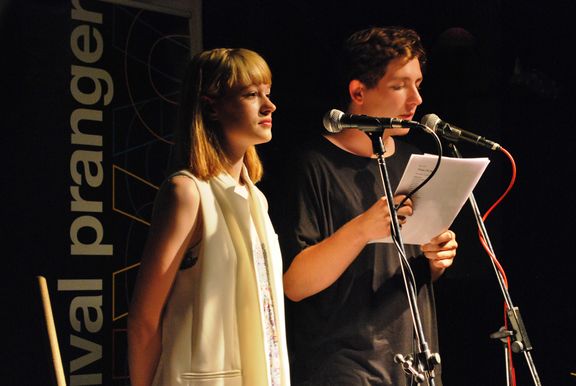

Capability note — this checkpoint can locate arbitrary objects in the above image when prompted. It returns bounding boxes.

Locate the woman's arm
[127,176,202,386]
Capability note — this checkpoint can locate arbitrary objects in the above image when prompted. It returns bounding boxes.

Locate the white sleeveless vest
[151,169,290,386]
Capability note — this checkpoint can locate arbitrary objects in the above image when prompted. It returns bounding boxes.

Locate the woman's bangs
[228,52,272,88]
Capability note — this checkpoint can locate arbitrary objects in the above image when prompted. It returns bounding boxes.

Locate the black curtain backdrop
[2,0,575,385]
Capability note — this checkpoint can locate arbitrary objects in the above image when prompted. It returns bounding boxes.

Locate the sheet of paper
[372,153,490,245]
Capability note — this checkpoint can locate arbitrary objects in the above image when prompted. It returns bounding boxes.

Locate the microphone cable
[478,145,518,386]
[387,124,445,385]
[395,123,443,210]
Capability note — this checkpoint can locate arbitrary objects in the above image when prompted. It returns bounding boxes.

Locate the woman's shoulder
[158,172,201,207]
[147,172,202,240]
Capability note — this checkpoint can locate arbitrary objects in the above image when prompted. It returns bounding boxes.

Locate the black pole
[366,131,440,385]
[447,142,542,386]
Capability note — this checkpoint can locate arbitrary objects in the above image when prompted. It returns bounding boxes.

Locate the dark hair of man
[337,26,427,108]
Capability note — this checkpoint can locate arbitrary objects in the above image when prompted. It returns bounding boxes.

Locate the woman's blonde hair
[172,48,272,182]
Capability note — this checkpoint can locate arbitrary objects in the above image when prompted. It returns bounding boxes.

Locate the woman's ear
[349,80,365,105]
[201,96,218,120]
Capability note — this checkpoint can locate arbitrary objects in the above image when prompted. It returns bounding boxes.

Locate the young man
[278,27,458,385]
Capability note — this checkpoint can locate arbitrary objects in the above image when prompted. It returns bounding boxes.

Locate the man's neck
[324,129,395,158]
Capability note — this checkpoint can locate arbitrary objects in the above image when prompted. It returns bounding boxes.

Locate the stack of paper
[373,154,490,244]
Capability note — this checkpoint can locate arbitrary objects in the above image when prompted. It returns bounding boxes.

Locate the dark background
[2,0,575,385]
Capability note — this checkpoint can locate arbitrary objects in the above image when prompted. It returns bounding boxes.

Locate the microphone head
[323,109,344,133]
[420,113,441,130]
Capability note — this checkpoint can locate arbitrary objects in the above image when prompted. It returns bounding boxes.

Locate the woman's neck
[226,155,245,185]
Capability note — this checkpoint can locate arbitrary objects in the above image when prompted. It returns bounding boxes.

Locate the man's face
[355,57,423,137]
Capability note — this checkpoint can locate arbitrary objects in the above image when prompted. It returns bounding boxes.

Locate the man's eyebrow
[389,75,423,83]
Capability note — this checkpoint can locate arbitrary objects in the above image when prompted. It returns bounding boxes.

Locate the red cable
[478,146,518,386]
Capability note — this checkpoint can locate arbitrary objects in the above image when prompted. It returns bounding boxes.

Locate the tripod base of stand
[394,352,441,385]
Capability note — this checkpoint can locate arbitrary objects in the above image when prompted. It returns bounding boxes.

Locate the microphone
[421,113,501,151]
[323,109,421,133]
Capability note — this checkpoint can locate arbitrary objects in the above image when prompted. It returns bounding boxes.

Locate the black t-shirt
[277,135,442,386]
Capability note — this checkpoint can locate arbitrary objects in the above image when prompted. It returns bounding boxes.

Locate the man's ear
[349,79,366,105]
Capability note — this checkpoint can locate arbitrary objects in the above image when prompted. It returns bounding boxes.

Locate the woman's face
[212,83,276,152]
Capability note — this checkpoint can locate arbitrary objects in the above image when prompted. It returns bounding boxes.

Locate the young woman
[127,48,290,386]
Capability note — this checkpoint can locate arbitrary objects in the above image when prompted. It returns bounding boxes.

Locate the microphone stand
[447,141,542,386]
[366,132,440,385]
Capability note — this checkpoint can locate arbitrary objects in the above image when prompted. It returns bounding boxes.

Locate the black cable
[395,124,443,210]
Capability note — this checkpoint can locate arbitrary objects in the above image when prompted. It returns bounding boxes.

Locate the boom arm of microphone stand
[447,142,541,386]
